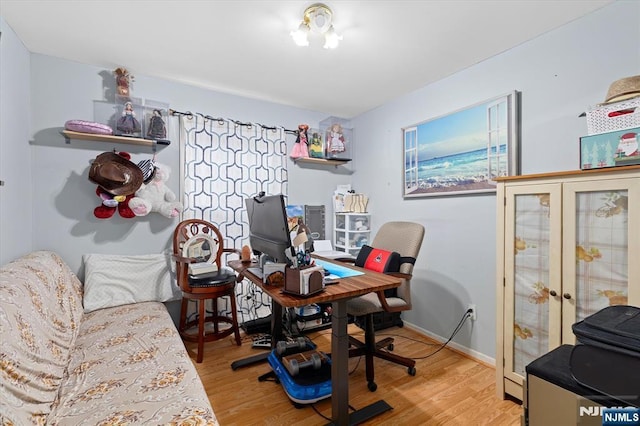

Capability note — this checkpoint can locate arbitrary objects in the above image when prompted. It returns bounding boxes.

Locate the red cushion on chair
[355,245,401,273]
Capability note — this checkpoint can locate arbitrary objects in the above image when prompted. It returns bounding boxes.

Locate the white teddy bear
[129,163,182,218]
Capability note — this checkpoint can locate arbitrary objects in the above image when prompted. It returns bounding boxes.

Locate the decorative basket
[586,97,640,135]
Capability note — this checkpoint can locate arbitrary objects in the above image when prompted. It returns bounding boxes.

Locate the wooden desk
[228,257,401,426]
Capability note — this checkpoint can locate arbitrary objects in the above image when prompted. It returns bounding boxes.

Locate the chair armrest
[375,272,412,313]
[385,271,412,281]
[374,291,404,313]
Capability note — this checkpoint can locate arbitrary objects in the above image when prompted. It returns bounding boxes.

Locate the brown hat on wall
[602,75,640,104]
[89,151,143,196]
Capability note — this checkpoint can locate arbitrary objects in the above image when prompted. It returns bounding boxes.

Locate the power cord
[409,308,473,360]
[303,309,472,361]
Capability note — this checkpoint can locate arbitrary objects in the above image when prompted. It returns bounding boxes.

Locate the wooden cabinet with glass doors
[495,166,640,401]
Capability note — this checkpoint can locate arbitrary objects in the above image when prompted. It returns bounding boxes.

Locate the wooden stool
[173,219,242,363]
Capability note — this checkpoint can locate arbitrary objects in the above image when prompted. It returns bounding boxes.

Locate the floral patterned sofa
[0,251,218,425]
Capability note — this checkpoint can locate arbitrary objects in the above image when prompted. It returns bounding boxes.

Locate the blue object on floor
[266,342,332,405]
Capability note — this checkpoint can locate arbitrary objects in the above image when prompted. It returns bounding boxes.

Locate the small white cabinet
[334,213,371,257]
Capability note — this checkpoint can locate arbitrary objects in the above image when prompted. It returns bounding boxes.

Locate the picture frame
[403,91,520,198]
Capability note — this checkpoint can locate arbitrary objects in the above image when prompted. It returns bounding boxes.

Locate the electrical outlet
[467,304,477,321]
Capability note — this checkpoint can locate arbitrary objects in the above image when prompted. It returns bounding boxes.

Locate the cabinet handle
[549,290,557,297]
[563,293,572,300]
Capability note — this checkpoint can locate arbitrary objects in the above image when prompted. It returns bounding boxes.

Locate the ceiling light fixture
[290,3,342,49]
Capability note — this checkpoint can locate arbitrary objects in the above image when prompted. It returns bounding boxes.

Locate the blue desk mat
[313,259,364,278]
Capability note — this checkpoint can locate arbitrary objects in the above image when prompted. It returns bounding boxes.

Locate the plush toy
[129,163,182,218]
[94,186,136,219]
[91,151,138,220]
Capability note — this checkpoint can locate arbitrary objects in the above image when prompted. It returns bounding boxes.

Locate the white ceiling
[1,0,613,118]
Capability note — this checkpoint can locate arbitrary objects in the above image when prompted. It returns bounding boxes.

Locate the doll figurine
[290,124,310,159]
[116,101,141,135]
[147,109,167,140]
[309,132,324,158]
[327,123,346,156]
[114,67,133,97]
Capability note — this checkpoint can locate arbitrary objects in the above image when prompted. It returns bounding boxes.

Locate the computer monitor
[245,193,294,265]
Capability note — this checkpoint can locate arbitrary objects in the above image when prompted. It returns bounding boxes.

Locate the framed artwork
[403,91,519,197]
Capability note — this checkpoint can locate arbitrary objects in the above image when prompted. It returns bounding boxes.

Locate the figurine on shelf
[116,102,141,135]
[147,109,167,140]
[309,132,324,158]
[327,123,346,156]
[290,124,310,159]
[114,67,134,98]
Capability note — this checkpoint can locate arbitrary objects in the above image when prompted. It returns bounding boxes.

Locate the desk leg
[331,300,349,425]
[270,302,283,344]
[328,301,393,426]
[231,301,283,371]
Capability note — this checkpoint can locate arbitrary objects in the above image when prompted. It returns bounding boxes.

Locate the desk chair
[345,221,425,391]
[172,219,242,363]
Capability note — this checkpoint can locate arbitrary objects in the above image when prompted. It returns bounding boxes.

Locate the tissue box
[580,127,640,170]
[586,98,640,135]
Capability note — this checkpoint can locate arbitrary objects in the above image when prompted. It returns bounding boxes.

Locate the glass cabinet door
[504,184,562,384]
[561,178,640,342]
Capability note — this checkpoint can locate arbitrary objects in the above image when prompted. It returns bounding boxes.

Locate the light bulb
[323,26,342,49]
[290,22,310,47]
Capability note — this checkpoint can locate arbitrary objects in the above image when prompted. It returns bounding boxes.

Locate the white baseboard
[403,321,496,367]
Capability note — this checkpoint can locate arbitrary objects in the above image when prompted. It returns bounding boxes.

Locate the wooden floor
[189,323,523,425]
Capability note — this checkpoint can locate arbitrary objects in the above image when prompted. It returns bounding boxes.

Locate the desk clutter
[284,264,324,297]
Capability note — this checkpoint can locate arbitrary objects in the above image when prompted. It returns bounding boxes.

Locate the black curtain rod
[169,109,299,134]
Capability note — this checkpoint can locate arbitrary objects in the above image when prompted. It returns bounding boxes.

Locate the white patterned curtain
[180,114,288,323]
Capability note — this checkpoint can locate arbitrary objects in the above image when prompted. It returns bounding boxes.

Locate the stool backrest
[173,219,225,292]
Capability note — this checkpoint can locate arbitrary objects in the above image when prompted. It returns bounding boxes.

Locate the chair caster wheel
[387,343,394,351]
[367,381,377,392]
[408,366,416,376]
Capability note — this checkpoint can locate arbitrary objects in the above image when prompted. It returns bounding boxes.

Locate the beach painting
[403,91,519,197]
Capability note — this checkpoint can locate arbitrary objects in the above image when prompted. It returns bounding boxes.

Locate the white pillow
[82,253,181,313]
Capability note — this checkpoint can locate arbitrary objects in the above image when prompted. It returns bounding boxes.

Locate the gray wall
[1,1,639,362]
[0,17,33,266]
[351,0,640,360]
[27,55,348,276]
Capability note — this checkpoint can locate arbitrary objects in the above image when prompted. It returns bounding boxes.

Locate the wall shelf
[61,130,170,150]
[294,157,351,166]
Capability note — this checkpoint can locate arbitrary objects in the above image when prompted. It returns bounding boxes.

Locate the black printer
[525,305,640,425]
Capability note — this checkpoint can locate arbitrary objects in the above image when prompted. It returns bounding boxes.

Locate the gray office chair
[346,221,425,392]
